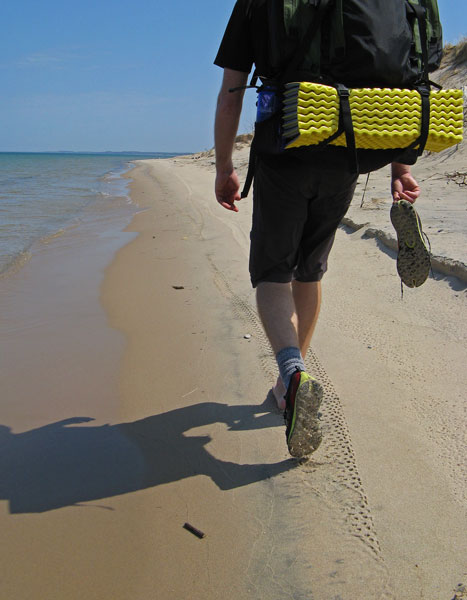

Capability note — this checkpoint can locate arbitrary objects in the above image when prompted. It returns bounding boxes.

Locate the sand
[2,144,465,599]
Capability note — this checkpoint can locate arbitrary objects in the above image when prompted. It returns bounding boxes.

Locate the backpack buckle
[335,83,350,98]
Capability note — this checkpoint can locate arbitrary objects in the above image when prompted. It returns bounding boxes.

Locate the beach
[1,140,466,599]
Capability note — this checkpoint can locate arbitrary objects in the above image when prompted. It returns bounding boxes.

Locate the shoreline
[0,195,136,432]
[0,151,166,279]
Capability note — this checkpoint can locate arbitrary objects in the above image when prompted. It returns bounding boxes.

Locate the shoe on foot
[390,200,431,288]
[284,370,323,458]
[272,377,286,411]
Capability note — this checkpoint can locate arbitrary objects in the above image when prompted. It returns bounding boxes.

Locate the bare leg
[269,281,322,408]
[292,280,322,356]
[256,282,299,354]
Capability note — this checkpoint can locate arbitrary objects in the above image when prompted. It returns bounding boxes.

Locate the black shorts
[249,154,358,287]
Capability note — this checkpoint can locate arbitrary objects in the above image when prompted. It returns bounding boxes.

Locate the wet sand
[1,149,466,599]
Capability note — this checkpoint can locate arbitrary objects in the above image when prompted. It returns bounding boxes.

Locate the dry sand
[2,48,467,600]
[104,151,467,600]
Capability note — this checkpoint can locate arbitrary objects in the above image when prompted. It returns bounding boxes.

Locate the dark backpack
[267,0,443,87]
[239,0,444,197]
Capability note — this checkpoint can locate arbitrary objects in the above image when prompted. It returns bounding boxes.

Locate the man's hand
[215,169,241,212]
[391,162,421,204]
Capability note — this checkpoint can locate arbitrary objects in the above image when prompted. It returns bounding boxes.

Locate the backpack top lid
[268,0,443,87]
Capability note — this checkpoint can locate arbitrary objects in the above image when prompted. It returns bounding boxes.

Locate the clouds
[0,48,89,71]
[16,52,66,68]
[4,90,172,113]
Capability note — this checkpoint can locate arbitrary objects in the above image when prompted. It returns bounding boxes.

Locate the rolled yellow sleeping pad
[283,82,464,152]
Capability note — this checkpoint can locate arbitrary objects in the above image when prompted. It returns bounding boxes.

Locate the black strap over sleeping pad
[336,84,358,174]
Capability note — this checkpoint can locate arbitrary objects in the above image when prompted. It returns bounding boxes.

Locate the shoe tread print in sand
[209,261,393,597]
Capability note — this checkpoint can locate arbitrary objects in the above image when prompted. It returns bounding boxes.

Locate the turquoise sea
[0,152,182,275]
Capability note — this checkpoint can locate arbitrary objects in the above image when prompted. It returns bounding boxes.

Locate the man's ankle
[276,346,306,391]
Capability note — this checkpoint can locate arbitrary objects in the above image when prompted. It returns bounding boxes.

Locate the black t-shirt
[214,0,273,77]
[214,0,330,80]
[214,1,334,82]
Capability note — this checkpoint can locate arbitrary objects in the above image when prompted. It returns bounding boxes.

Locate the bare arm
[214,68,249,212]
[391,162,421,203]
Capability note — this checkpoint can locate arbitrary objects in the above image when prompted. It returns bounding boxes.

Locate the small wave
[40,229,67,245]
[39,221,81,245]
[0,153,141,276]
[0,251,32,278]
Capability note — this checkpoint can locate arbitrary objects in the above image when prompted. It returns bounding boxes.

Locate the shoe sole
[390,200,431,288]
[287,377,323,458]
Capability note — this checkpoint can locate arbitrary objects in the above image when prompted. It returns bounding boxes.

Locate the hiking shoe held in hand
[390,199,431,288]
[284,370,323,458]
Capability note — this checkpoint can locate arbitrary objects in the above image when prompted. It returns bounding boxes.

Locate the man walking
[214,1,421,459]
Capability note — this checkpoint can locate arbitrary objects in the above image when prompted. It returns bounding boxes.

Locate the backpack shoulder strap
[241,0,335,199]
[407,0,443,79]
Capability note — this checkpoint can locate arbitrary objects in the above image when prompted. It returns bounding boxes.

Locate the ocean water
[0,152,179,275]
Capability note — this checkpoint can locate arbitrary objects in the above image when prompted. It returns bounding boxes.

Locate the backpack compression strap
[406,1,432,155]
[406,0,430,83]
[336,84,358,173]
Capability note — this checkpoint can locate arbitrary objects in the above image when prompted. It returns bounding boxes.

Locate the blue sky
[0,0,465,153]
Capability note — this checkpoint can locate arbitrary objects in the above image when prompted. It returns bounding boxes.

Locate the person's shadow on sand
[0,398,294,514]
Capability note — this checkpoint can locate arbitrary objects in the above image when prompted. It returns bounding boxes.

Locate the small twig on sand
[360,173,371,207]
[183,523,206,539]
